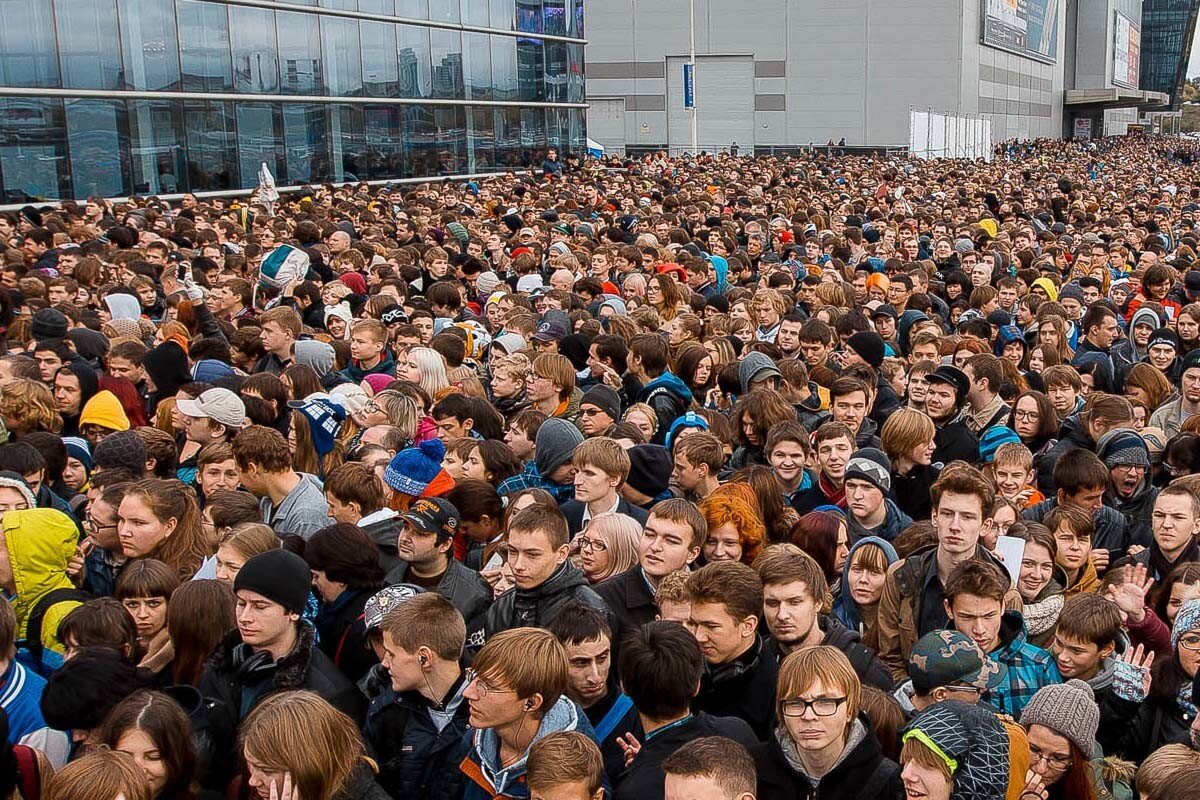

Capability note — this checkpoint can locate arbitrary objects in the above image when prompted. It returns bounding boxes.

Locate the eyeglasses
[1112,464,1147,474]
[574,536,607,554]
[1179,633,1200,651]
[1014,410,1040,421]
[464,668,514,698]
[580,408,606,417]
[780,696,847,717]
[1029,745,1072,770]
[86,515,116,532]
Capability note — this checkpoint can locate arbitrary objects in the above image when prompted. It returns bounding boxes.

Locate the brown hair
[527,731,604,794]
[471,627,569,714]
[380,592,466,661]
[57,597,138,658]
[232,425,293,473]
[776,645,862,735]
[686,560,763,622]
[944,559,1008,604]
[508,503,570,550]
[115,558,181,601]
[754,543,832,612]
[324,461,385,514]
[123,479,209,581]
[661,736,757,797]
[46,749,152,800]
[168,579,236,686]
[1056,593,1123,648]
[99,690,197,800]
[929,464,994,516]
[649,497,709,550]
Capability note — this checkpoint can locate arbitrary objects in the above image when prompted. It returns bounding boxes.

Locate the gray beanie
[844,448,892,494]
[534,418,584,477]
[293,340,336,377]
[1019,679,1099,756]
[738,352,782,393]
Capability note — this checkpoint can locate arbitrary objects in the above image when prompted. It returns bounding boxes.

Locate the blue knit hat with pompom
[384,438,447,496]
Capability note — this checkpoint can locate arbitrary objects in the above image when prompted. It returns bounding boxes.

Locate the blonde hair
[491,353,532,384]
[533,353,575,399]
[472,627,569,715]
[880,408,935,464]
[240,691,366,800]
[775,645,861,732]
[219,522,280,561]
[580,513,642,582]
[46,749,152,800]
[1137,744,1200,799]
[0,378,62,435]
[403,347,449,398]
[655,569,692,605]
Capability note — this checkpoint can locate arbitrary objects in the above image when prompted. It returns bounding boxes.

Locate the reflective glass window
[463,33,493,101]
[177,0,233,92]
[320,0,357,8]
[0,99,68,202]
[517,0,543,33]
[0,0,59,88]
[119,0,181,91]
[56,0,124,90]
[397,25,432,98]
[361,22,400,97]
[545,42,567,102]
[520,107,546,163]
[184,101,238,190]
[283,103,329,184]
[568,0,583,37]
[566,43,584,104]
[363,107,404,179]
[467,107,495,172]
[543,0,566,36]
[517,38,546,102]
[429,0,459,22]
[545,107,566,152]
[330,105,366,182]
[494,107,523,167]
[127,100,186,195]
[359,0,394,12]
[66,100,130,198]
[491,36,518,100]
[490,0,514,30]
[322,17,363,96]
[396,0,428,16]
[230,7,280,94]
[568,107,584,154]
[434,106,467,174]
[462,0,490,26]
[430,30,464,99]
[277,10,324,95]
[403,106,436,177]
[236,104,285,189]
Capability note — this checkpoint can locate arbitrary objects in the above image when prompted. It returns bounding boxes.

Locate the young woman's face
[117,495,176,559]
[1168,581,1200,624]
[702,522,743,564]
[117,728,169,795]
[122,596,168,641]
[1017,542,1054,602]
[215,544,245,586]
[1028,347,1045,373]
[628,410,655,441]
[848,558,886,606]
[442,450,466,480]
[62,457,88,492]
[461,446,490,482]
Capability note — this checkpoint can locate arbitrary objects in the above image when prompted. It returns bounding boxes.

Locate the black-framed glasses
[1029,744,1072,769]
[573,536,607,554]
[780,697,846,717]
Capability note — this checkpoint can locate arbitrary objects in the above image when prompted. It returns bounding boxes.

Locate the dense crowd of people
[0,135,1197,798]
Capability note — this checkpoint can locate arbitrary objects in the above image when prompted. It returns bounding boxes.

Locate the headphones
[419,656,428,666]
[524,700,534,711]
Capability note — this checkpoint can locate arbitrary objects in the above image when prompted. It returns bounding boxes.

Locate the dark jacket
[1105,480,1158,552]
[1036,414,1093,495]
[614,712,758,800]
[594,566,659,646]
[561,498,650,538]
[582,687,642,783]
[1023,497,1131,562]
[361,664,469,800]
[817,616,894,691]
[483,561,611,641]
[359,511,403,575]
[752,716,903,800]
[693,634,779,740]
[871,373,903,427]
[891,463,940,522]
[198,622,364,731]
[387,558,493,634]
[932,417,978,465]
[1117,666,1193,762]
[636,373,692,445]
[313,587,378,685]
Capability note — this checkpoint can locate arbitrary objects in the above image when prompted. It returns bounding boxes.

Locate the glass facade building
[0,0,586,202]
[1139,0,1200,110]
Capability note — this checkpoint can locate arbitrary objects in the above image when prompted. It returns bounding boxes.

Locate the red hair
[98,376,149,428]
[698,485,766,565]
[789,511,844,583]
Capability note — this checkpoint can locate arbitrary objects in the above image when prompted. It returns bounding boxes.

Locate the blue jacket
[459,696,604,799]
[984,611,1061,720]
[847,498,912,545]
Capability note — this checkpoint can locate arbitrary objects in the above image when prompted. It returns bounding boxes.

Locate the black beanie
[234,550,311,613]
[847,331,886,369]
[31,308,68,341]
[626,445,672,498]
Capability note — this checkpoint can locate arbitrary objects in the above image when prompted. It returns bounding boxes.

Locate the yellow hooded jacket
[4,509,84,656]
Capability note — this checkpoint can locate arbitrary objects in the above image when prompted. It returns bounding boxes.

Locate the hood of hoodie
[847,498,911,545]
[774,716,870,784]
[903,700,1010,800]
[990,610,1029,658]
[643,371,694,405]
[1128,307,1162,358]
[471,695,581,794]
[3,509,77,640]
[833,536,899,631]
[105,293,141,321]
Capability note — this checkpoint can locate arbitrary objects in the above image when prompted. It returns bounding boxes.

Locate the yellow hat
[78,391,130,433]
[979,219,998,238]
[1031,277,1059,303]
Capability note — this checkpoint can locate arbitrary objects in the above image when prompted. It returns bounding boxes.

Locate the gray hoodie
[261,472,334,540]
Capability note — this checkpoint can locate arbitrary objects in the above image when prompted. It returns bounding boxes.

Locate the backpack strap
[12,744,39,800]
[594,693,635,742]
[21,587,91,672]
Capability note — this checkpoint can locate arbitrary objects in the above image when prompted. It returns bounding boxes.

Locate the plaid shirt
[496,461,574,504]
[985,611,1062,719]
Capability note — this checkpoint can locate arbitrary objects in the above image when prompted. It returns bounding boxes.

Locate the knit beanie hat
[625,445,672,498]
[1147,328,1181,353]
[362,374,394,395]
[101,318,142,341]
[978,426,1021,464]
[384,438,449,496]
[62,436,92,472]
[92,430,147,475]
[534,418,584,478]
[293,340,337,378]
[79,391,131,433]
[191,359,235,383]
[287,395,346,458]
[330,384,370,417]
[31,308,69,341]
[475,271,502,297]
[844,448,892,494]
[665,411,709,451]
[0,472,35,511]
[846,331,886,369]
[1019,679,1100,757]
[1173,599,1200,650]
[491,332,527,356]
[579,385,621,423]
[902,701,1009,800]
[234,549,311,613]
[1095,427,1151,469]
[1031,277,1059,302]
[1184,349,1200,375]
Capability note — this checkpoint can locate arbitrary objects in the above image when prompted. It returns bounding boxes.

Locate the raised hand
[1105,563,1152,623]
[616,733,642,768]
[1117,643,1155,696]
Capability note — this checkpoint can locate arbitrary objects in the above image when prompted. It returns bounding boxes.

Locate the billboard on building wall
[1113,12,1141,89]
[981,0,1060,64]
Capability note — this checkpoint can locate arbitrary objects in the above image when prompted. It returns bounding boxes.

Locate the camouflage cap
[908,630,1007,695]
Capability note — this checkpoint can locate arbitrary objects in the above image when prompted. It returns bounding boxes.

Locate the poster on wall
[1073,118,1092,139]
[981,0,1060,64]
[1113,12,1141,89]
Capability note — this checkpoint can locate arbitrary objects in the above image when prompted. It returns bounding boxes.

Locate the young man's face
[107,356,145,385]
[198,458,240,497]
[235,590,296,651]
[259,321,292,355]
[671,453,706,492]
[34,349,63,383]
[1051,633,1109,680]
[573,463,618,504]
[762,580,820,650]
[993,462,1032,499]
[945,592,1004,653]
[434,415,472,443]
[396,521,447,569]
[506,527,568,590]
[640,514,700,579]
[1052,522,1091,574]
[768,440,807,485]
[349,330,384,364]
[325,491,360,525]
[831,390,868,435]
[1046,383,1077,416]
[1152,492,1200,557]
[907,370,930,403]
[923,382,958,423]
[687,601,755,665]
[845,478,884,523]
[816,436,853,481]
[933,491,988,558]
[380,631,425,693]
[1060,485,1104,514]
[53,370,83,415]
[463,668,529,730]
[504,426,536,461]
[562,634,611,708]
[800,339,830,367]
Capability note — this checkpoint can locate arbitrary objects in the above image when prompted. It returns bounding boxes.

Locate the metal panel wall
[665,55,753,154]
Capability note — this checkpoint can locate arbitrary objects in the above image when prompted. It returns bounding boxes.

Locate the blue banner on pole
[683,63,694,109]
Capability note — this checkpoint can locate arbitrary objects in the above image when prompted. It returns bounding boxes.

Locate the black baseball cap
[398,497,460,541]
